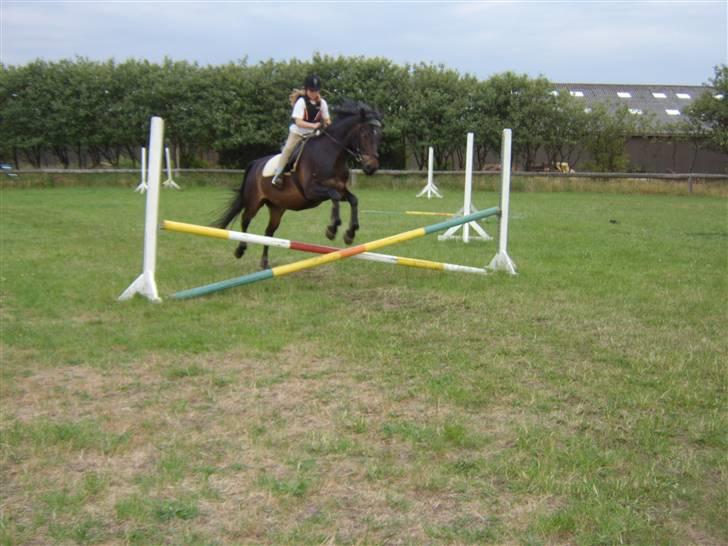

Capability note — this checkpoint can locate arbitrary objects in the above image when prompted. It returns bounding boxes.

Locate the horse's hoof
[343,231,355,245]
[325,227,336,240]
[234,244,246,259]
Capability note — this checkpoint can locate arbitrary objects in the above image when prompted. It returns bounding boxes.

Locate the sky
[1,0,726,85]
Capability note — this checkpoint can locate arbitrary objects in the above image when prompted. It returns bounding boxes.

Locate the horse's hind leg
[234,202,263,259]
[325,196,342,240]
[260,206,285,269]
[343,191,359,245]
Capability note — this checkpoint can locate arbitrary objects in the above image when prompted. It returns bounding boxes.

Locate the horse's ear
[359,107,368,120]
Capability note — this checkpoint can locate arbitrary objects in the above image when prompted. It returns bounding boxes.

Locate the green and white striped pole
[171,207,500,300]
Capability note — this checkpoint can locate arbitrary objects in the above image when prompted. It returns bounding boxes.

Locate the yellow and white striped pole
[162,220,488,275]
[171,207,500,300]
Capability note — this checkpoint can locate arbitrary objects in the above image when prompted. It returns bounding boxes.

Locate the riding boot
[271,168,284,188]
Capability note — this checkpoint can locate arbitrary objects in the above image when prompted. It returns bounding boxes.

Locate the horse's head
[355,108,383,175]
[332,101,384,175]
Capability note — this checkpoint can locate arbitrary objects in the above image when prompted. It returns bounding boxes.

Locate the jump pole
[119,117,165,302]
[170,207,500,300]
[438,132,492,243]
[488,129,517,274]
[416,146,442,198]
[162,220,489,276]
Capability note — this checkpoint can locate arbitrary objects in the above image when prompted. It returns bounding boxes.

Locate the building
[552,83,726,173]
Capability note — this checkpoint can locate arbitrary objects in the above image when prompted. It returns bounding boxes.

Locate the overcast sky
[1,1,726,85]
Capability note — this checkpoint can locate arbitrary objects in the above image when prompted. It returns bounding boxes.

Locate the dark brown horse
[213,101,383,268]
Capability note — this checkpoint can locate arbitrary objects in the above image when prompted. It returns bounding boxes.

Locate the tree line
[1,55,724,171]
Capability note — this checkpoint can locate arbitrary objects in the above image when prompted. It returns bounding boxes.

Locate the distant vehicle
[1,163,18,177]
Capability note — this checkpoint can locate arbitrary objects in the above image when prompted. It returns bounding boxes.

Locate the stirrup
[271,172,283,187]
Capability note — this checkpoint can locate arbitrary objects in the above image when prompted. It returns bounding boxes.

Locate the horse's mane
[331,100,383,125]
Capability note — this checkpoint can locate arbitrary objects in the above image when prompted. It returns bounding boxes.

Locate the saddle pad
[262,154,281,177]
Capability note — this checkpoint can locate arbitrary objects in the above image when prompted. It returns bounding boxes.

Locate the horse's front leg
[325,193,342,241]
[343,191,359,245]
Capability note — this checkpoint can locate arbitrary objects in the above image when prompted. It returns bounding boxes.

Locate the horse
[212,101,383,269]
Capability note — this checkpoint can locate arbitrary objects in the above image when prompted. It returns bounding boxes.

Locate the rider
[271,74,331,188]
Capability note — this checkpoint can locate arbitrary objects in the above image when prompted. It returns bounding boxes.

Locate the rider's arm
[294,118,321,130]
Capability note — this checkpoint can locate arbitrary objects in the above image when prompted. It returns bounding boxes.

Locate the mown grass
[0,182,726,545]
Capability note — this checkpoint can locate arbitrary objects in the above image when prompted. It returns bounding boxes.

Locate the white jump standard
[162,147,180,190]
[135,145,181,193]
[134,147,147,193]
[417,146,443,199]
[120,117,165,302]
[488,129,517,274]
[438,132,492,243]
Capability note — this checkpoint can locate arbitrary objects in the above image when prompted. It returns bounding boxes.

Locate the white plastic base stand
[488,128,517,275]
[162,147,181,190]
[134,147,147,193]
[438,133,491,243]
[119,117,165,302]
[417,147,442,199]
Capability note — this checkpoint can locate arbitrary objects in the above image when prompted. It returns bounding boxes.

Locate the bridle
[320,118,381,164]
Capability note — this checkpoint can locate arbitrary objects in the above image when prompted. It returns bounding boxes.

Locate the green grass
[1,183,726,545]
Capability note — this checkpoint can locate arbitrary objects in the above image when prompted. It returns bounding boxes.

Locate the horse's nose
[362,157,379,175]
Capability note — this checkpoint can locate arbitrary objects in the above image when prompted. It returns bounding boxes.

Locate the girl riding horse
[213,98,383,269]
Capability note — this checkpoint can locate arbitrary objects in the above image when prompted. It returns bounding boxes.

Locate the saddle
[262,139,308,178]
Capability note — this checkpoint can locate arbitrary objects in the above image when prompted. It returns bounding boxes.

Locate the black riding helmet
[304,74,322,91]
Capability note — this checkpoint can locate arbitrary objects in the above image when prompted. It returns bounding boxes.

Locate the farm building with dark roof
[551,83,726,173]
[552,83,716,127]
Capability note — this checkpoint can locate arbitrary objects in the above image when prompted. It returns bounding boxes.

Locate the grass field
[1,180,726,545]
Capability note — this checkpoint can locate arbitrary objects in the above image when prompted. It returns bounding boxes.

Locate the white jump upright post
[417,146,442,199]
[162,147,181,190]
[134,147,147,193]
[438,132,491,243]
[119,117,165,302]
[489,128,517,274]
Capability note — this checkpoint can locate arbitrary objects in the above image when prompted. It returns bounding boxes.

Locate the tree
[540,91,590,170]
[486,72,561,170]
[581,104,642,172]
[0,61,58,167]
[684,64,728,155]
[401,63,470,169]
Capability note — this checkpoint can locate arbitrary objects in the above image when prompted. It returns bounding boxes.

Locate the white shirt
[289,97,330,136]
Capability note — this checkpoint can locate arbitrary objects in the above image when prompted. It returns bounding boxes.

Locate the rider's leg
[272,132,303,187]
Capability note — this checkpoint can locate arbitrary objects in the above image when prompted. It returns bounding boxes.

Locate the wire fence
[5,168,728,180]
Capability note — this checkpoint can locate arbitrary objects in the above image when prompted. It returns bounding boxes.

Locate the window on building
[652,92,667,99]
[665,109,681,116]
[570,91,584,97]
[629,108,643,115]
[617,92,631,98]
[676,93,691,99]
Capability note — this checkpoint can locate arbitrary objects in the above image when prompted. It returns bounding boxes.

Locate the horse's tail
[211,161,254,228]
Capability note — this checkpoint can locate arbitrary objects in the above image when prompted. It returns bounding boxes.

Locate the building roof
[552,82,718,129]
